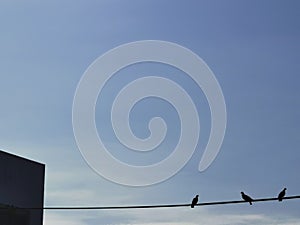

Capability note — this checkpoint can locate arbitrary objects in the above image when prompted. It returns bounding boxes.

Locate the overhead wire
[0,195,299,211]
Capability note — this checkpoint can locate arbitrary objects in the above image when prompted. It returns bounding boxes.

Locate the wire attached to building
[0,195,299,211]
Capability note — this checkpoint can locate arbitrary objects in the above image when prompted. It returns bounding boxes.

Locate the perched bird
[241,192,253,205]
[278,188,287,202]
[191,195,199,208]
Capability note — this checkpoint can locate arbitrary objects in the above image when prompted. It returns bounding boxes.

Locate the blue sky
[0,0,300,224]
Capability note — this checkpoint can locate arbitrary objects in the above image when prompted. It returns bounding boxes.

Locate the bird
[278,188,287,202]
[191,195,199,208]
[241,192,253,205]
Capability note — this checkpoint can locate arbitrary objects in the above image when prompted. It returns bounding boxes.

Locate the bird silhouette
[241,192,253,205]
[278,188,287,202]
[191,195,199,208]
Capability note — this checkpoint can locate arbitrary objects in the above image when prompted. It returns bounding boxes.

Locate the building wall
[0,150,45,225]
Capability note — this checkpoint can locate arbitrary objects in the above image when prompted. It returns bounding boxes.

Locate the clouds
[44,207,300,225]
[41,164,300,225]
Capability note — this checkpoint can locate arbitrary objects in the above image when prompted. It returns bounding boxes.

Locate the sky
[0,0,300,224]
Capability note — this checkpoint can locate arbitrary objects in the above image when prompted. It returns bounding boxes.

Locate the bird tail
[191,205,194,208]
[249,202,252,205]
[279,198,282,202]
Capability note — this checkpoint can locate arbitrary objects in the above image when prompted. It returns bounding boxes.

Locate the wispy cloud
[44,212,89,225]
[43,207,300,225]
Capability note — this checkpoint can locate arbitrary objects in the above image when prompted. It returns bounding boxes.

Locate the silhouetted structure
[241,192,253,205]
[0,150,45,225]
[278,188,287,201]
[191,195,199,208]
[0,203,30,225]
